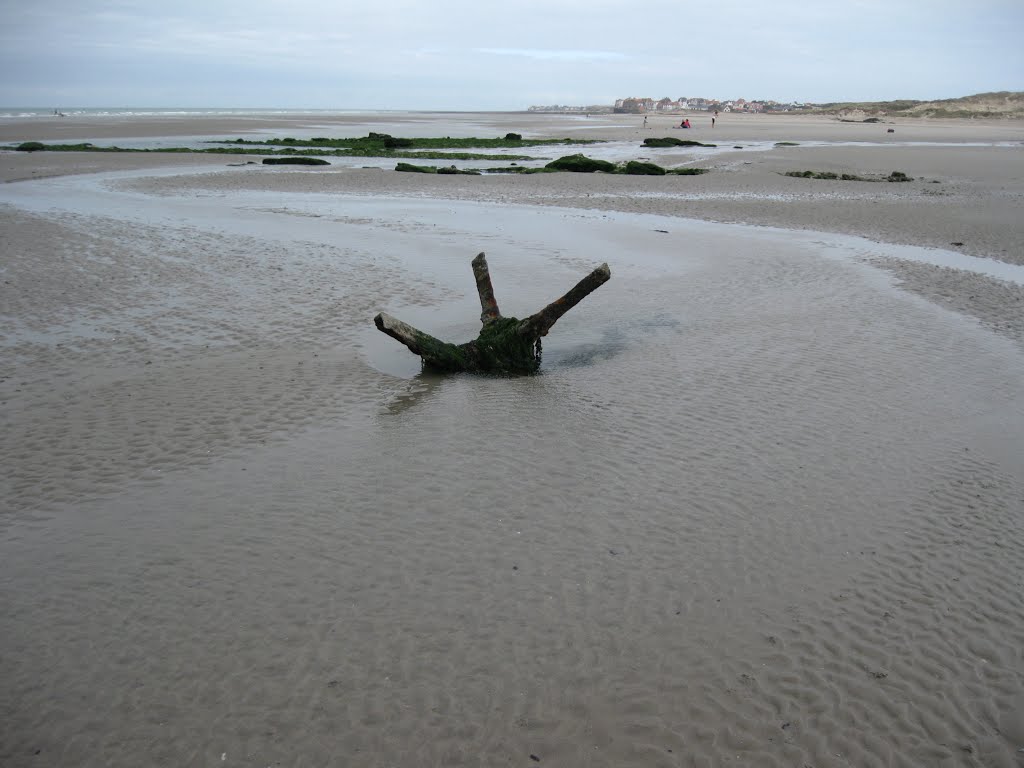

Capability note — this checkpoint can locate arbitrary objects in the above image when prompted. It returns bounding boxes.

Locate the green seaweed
[262,157,330,165]
[437,166,481,175]
[623,160,667,175]
[221,133,597,151]
[417,316,540,374]
[415,336,472,373]
[462,316,541,374]
[545,154,616,173]
[8,139,709,181]
[395,163,480,175]
[395,162,438,173]
[482,166,558,174]
[642,137,716,148]
[3,141,534,162]
[784,170,911,182]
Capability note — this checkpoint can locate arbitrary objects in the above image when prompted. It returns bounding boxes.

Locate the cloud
[475,48,628,62]
[1,0,1021,109]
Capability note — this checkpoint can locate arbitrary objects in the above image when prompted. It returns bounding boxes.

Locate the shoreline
[3,108,1023,142]
[3,110,1022,266]
[4,110,1022,364]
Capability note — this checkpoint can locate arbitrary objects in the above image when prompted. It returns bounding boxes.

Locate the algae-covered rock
[624,160,667,175]
[395,163,480,175]
[785,169,892,182]
[642,137,715,148]
[262,157,330,165]
[504,133,522,141]
[437,165,481,175]
[545,154,617,173]
[395,162,437,173]
[16,141,46,152]
[482,166,557,174]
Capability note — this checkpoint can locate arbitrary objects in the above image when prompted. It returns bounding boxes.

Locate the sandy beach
[2,111,1023,767]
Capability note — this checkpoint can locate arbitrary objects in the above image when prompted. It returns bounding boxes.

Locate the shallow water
[2,169,1023,767]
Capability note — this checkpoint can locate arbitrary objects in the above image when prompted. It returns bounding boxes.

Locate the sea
[0,107,401,119]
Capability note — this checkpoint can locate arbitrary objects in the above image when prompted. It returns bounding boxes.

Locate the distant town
[528,97,810,114]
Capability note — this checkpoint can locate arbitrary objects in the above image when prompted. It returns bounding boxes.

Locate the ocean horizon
[0,106,526,119]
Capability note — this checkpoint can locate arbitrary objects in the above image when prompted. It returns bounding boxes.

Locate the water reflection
[380,371,447,416]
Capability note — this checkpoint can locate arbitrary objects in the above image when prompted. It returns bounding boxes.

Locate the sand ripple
[2,179,1023,767]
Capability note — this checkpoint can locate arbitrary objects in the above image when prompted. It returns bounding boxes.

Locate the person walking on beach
[643,115,648,128]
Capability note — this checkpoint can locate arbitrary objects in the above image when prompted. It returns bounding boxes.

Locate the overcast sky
[1,0,1021,109]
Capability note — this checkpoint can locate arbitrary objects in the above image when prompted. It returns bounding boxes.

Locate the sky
[1,0,1021,110]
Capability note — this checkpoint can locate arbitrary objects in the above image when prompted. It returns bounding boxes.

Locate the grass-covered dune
[801,91,1024,119]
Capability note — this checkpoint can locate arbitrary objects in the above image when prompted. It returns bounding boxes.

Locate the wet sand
[1,112,1024,768]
